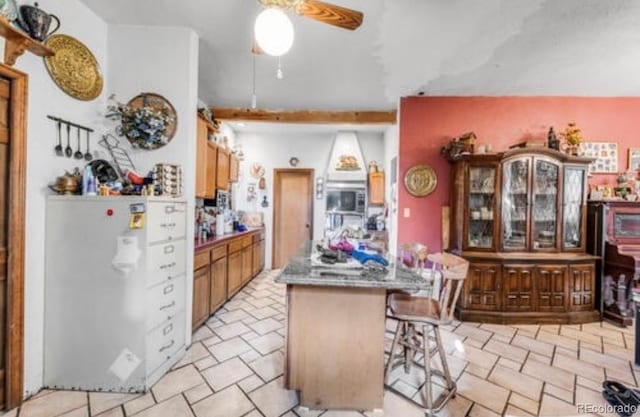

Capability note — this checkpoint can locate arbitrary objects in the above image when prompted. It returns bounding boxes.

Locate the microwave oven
[326,188,366,214]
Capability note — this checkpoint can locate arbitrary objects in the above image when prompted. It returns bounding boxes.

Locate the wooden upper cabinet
[217,147,230,190]
[195,117,208,198]
[205,142,217,198]
[368,172,384,205]
[229,155,239,183]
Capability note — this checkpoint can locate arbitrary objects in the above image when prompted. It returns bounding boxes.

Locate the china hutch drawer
[147,201,186,243]
[146,312,185,373]
[147,240,186,287]
[147,276,185,331]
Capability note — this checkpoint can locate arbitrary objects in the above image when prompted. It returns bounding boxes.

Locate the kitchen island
[276,241,429,411]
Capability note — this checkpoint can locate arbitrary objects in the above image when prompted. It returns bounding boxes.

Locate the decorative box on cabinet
[368,172,384,205]
[449,148,598,324]
[45,197,187,392]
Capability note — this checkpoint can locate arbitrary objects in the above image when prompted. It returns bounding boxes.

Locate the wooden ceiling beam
[210,107,397,124]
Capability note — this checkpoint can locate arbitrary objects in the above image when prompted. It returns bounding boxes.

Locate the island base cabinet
[284,285,385,410]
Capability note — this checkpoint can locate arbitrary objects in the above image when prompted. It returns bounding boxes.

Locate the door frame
[0,63,27,408]
[272,169,314,268]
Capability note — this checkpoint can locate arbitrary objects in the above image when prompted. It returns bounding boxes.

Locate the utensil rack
[47,115,94,133]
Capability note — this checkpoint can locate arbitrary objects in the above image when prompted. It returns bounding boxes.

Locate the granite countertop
[195,227,264,251]
[275,241,430,291]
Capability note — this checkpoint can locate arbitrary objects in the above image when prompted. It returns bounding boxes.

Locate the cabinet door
[210,256,227,314]
[569,263,594,311]
[252,242,260,277]
[258,239,265,271]
[501,158,530,251]
[467,165,497,250]
[192,266,210,330]
[368,172,384,205]
[536,265,568,312]
[532,158,560,251]
[502,265,534,311]
[195,118,208,198]
[242,246,253,284]
[227,251,242,295]
[205,142,217,198]
[463,263,501,310]
[563,167,586,251]
[229,156,239,183]
[217,148,230,190]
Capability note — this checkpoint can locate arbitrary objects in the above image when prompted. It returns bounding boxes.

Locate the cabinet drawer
[146,312,185,374]
[228,238,243,253]
[241,236,252,248]
[147,276,185,331]
[148,240,186,287]
[148,201,186,243]
[253,231,265,243]
[211,244,227,261]
[194,250,210,270]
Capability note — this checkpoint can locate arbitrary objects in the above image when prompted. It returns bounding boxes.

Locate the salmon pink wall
[398,96,640,253]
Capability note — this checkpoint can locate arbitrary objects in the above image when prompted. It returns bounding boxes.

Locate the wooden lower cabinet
[192,266,210,330]
[192,230,266,330]
[458,258,598,324]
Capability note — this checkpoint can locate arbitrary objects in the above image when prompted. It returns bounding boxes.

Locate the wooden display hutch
[449,148,598,324]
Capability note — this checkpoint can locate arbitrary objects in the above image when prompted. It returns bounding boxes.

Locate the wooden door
[227,250,242,295]
[216,148,230,190]
[536,264,568,312]
[205,142,217,198]
[209,256,227,313]
[273,169,314,268]
[569,263,594,311]
[195,117,208,197]
[502,265,534,311]
[463,263,501,311]
[192,266,210,330]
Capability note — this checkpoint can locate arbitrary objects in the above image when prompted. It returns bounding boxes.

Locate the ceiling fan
[259,0,364,31]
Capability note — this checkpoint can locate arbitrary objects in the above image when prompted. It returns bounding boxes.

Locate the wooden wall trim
[211,107,397,125]
[0,63,27,409]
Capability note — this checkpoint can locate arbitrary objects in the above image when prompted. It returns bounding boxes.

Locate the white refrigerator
[44,196,187,392]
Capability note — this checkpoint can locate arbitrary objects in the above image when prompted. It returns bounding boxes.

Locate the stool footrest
[384,382,457,414]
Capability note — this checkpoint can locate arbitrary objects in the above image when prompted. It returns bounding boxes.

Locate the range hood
[326,131,368,185]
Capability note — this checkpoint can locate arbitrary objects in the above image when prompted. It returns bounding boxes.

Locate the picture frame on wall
[579,142,618,174]
[628,148,640,172]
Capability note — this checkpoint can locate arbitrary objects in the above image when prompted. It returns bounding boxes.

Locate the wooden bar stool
[384,252,469,415]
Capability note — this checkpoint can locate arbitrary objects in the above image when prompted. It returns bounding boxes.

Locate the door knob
[305,224,310,228]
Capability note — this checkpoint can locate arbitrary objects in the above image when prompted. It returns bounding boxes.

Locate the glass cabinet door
[502,158,529,250]
[468,166,496,248]
[532,159,559,250]
[563,167,585,249]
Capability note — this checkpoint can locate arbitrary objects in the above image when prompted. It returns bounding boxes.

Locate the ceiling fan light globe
[254,8,294,57]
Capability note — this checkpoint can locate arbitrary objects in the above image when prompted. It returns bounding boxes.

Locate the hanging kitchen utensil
[99,133,136,180]
[54,120,63,156]
[84,129,92,161]
[64,122,72,157]
[74,127,83,159]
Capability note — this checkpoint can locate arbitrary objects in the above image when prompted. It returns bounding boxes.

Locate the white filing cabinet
[44,196,188,392]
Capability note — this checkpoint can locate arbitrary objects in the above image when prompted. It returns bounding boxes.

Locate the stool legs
[384,320,403,383]
[433,326,455,392]
[422,324,433,411]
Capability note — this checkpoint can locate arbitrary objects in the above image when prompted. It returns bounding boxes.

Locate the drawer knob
[159,301,176,311]
[159,339,175,352]
[163,284,174,294]
[164,245,175,254]
[163,323,174,335]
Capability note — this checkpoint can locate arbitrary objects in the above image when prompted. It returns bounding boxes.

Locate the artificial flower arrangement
[106,93,177,150]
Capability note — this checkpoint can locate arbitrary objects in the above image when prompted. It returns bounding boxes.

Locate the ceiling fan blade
[296,0,363,30]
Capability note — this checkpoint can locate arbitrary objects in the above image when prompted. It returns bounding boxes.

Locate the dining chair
[384,252,469,415]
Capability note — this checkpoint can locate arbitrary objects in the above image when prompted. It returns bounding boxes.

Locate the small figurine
[547,127,559,151]
[261,196,269,207]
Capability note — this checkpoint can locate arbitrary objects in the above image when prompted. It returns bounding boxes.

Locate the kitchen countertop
[275,241,430,291]
[194,227,264,251]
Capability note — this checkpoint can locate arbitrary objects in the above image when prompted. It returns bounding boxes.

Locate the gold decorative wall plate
[404,164,437,197]
[44,34,103,101]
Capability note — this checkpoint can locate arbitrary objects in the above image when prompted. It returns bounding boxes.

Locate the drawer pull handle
[165,205,175,214]
[160,222,176,229]
[163,323,173,335]
[159,339,175,352]
[160,262,176,270]
[163,284,174,294]
[159,301,176,311]
[164,245,175,254]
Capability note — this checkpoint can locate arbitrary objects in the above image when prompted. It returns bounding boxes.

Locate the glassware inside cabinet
[532,160,559,249]
[468,166,495,248]
[563,168,585,248]
[502,159,529,250]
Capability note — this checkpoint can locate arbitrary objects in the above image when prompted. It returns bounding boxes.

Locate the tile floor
[5,270,639,417]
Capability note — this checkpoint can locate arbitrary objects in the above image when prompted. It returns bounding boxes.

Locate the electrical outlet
[403,208,410,218]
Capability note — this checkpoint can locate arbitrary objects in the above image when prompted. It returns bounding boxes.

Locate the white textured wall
[12,0,110,396]
[234,130,384,269]
[383,124,399,256]
[107,24,199,347]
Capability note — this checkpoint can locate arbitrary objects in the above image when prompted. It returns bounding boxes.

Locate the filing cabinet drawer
[147,276,185,331]
[211,244,227,261]
[146,312,185,374]
[194,250,210,270]
[241,236,252,248]
[228,238,243,253]
[148,201,186,243]
[147,240,186,287]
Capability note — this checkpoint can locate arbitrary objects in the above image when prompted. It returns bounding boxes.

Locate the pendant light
[254,8,294,57]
